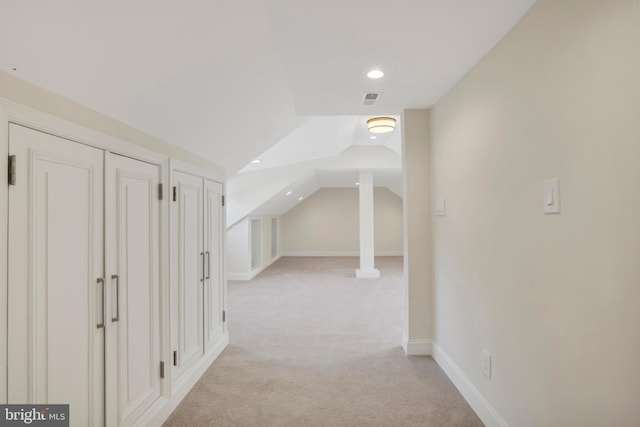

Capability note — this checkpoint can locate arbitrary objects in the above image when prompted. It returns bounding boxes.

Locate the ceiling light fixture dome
[367,69,384,79]
[367,117,396,134]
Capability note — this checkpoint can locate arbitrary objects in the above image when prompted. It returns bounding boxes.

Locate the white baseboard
[402,334,433,356]
[281,251,403,257]
[142,334,230,427]
[376,251,404,256]
[226,272,251,281]
[355,268,381,278]
[283,251,357,256]
[432,343,508,427]
[227,255,282,281]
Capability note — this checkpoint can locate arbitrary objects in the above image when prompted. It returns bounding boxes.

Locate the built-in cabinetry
[7,124,162,427]
[7,125,108,426]
[105,154,162,427]
[1,102,228,426]
[203,179,225,351]
[170,169,225,388]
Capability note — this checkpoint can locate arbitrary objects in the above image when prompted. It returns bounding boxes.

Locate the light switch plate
[543,178,560,214]
[436,198,446,216]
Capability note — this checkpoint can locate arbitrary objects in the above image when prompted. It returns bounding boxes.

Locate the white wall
[226,218,250,277]
[226,215,281,280]
[281,187,403,256]
[373,187,404,255]
[262,217,280,267]
[429,0,640,425]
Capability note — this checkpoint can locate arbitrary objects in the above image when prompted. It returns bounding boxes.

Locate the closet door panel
[105,154,161,427]
[204,179,224,350]
[171,171,204,380]
[7,124,105,427]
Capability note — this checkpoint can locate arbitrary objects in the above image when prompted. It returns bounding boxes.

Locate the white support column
[355,170,380,279]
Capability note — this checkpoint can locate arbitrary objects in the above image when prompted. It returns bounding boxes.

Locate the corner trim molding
[402,334,433,356]
[432,343,509,427]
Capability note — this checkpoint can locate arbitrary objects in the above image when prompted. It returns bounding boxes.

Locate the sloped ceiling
[1,1,537,223]
[239,116,401,173]
[227,145,402,227]
[0,0,537,175]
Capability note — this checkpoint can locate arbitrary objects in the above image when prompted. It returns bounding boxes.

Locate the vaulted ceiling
[0,0,537,220]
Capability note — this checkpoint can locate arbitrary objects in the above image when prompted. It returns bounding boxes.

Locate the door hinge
[172,186,177,202]
[160,361,165,379]
[158,183,163,200]
[221,195,225,207]
[222,310,226,322]
[173,350,177,366]
[8,155,16,186]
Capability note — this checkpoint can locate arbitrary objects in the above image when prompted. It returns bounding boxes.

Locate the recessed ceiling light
[251,159,261,164]
[286,191,292,196]
[370,136,377,140]
[298,197,304,201]
[367,69,384,79]
[355,182,360,186]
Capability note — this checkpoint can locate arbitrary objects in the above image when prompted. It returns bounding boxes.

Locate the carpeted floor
[163,257,484,427]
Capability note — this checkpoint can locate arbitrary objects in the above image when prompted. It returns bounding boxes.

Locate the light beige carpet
[163,257,484,427]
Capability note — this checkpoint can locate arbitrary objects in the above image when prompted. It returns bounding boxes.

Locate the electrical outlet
[482,349,492,379]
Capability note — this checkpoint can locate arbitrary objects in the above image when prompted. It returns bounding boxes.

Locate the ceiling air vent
[361,91,382,106]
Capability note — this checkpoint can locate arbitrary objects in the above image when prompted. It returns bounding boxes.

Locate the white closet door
[104,153,161,427]
[7,124,105,427]
[171,171,204,380]
[204,179,224,350]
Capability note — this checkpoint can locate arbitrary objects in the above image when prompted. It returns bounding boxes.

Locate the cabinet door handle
[206,251,211,280]
[111,274,120,322]
[97,277,105,329]
[200,252,204,282]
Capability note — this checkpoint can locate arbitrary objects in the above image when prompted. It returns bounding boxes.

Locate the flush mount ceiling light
[367,69,384,79]
[251,159,261,164]
[286,191,292,196]
[367,117,396,134]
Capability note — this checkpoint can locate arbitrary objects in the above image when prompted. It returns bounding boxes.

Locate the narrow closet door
[104,153,161,427]
[204,179,224,350]
[170,171,204,380]
[7,124,105,427]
